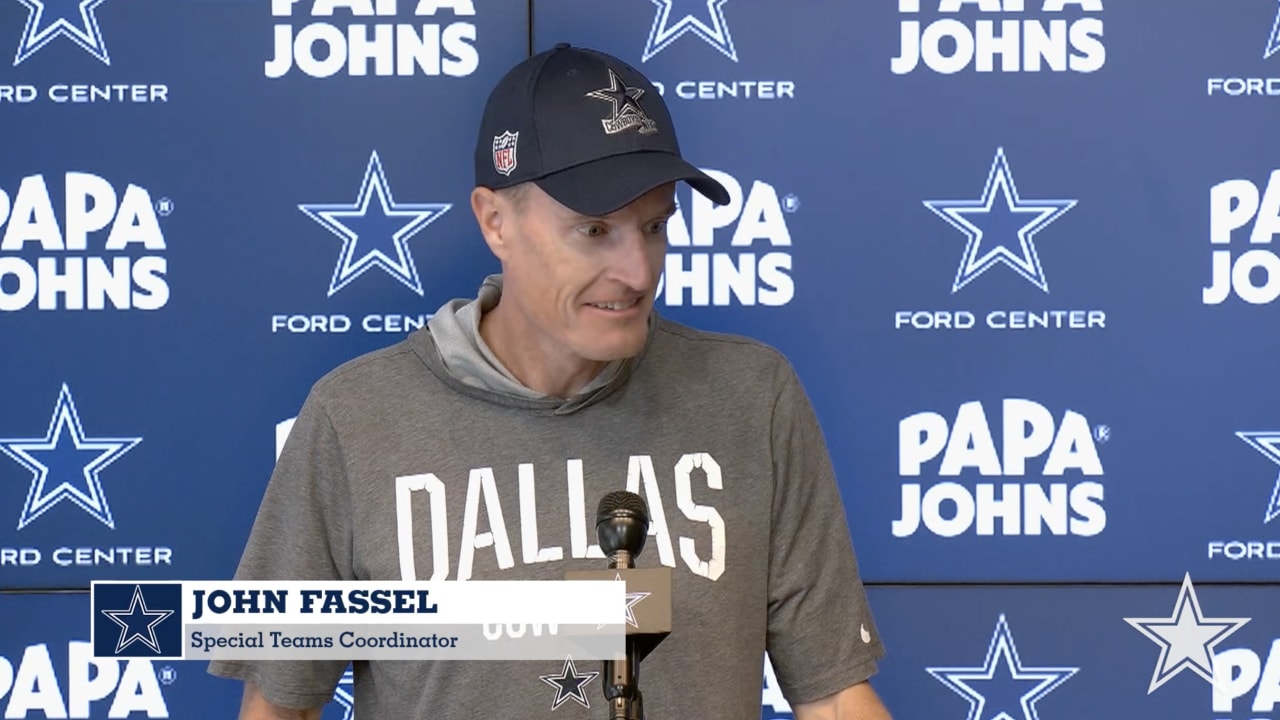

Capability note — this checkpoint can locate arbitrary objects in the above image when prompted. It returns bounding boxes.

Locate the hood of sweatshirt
[414,274,651,415]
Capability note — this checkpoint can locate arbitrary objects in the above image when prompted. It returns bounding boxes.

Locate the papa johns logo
[893,398,1109,538]
[0,172,171,312]
[892,0,1105,75]
[1203,169,1280,305]
[0,641,172,719]
[655,168,799,307]
[265,0,480,79]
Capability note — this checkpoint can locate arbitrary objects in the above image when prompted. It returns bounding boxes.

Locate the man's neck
[478,301,606,399]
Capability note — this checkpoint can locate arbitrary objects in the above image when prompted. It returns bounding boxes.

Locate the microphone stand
[603,549,643,720]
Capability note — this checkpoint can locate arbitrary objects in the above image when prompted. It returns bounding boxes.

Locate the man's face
[496,181,676,363]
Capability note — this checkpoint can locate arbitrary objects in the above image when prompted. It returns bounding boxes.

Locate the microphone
[597,491,647,720]
[562,491,673,720]
[596,490,649,569]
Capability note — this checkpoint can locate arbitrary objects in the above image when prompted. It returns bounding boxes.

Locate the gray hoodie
[208,275,885,719]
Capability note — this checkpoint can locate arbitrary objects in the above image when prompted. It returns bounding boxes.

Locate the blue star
[331,668,355,720]
[12,0,111,66]
[1124,573,1249,694]
[642,0,737,63]
[299,151,451,298]
[0,383,141,531]
[540,656,598,710]
[1236,430,1280,524]
[102,585,173,654]
[1266,1,1280,60]
[924,147,1076,294]
[927,615,1078,720]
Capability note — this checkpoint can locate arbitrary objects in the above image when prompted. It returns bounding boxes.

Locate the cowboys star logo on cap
[585,68,658,136]
[492,131,519,176]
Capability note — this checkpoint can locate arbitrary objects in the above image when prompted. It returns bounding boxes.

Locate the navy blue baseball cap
[475,43,729,217]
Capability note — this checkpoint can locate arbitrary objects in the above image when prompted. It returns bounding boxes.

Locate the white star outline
[331,668,354,720]
[0,383,141,531]
[642,0,737,63]
[12,0,111,66]
[298,151,451,298]
[1265,0,1280,59]
[1123,573,1250,695]
[597,572,650,629]
[1236,430,1280,524]
[926,614,1078,720]
[923,147,1077,294]
[102,585,174,654]
[539,656,599,710]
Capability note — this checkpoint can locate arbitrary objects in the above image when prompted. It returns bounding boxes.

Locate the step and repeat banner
[1,0,1278,719]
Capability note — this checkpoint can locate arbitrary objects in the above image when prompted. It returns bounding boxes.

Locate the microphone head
[596,490,649,557]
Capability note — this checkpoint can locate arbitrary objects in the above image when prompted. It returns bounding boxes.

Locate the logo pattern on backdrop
[923,148,1076,294]
[642,0,736,63]
[11,0,110,65]
[1266,1,1280,60]
[1236,431,1280,525]
[0,384,141,531]
[299,151,452,298]
[927,614,1078,720]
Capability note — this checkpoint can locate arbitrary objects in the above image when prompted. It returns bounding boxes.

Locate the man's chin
[578,334,648,363]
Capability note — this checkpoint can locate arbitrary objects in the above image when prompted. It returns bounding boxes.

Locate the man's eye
[581,225,604,237]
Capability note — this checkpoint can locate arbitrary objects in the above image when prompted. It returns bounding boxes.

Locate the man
[209,44,892,720]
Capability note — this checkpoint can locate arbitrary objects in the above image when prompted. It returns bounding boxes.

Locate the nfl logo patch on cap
[492,131,518,177]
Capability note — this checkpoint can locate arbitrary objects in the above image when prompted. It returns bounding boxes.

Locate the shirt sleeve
[205,387,353,710]
[764,360,887,706]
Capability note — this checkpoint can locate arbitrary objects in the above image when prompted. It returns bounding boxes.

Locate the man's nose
[609,229,661,288]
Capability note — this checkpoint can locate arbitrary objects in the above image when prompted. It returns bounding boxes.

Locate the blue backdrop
[2,0,1278,718]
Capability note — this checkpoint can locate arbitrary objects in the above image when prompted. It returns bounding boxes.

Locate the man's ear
[471,186,511,261]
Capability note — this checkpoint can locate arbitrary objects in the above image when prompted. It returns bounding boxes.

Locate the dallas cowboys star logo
[924,147,1076,294]
[540,656,598,710]
[621,577,649,628]
[642,0,737,63]
[1265,1,1280,59]
[299,151,451,298]
[0,383,141,531]
[1124,572,1250,694]
[586,68,658,135]
[11,0,111,66]
[598,572,650,629]
[331,668,355,720]
[1237,430,1280,524]
[927,614,1078,720]
[102,585,173,654]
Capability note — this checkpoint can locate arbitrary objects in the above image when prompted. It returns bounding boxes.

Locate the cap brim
[533,151,730,217]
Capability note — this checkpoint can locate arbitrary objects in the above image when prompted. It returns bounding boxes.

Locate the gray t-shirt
[207,281,886,718]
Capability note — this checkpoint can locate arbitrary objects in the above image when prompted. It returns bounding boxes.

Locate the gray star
[586,68,644,118]
[584,68,657,135]
[1124,573,1250,694]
